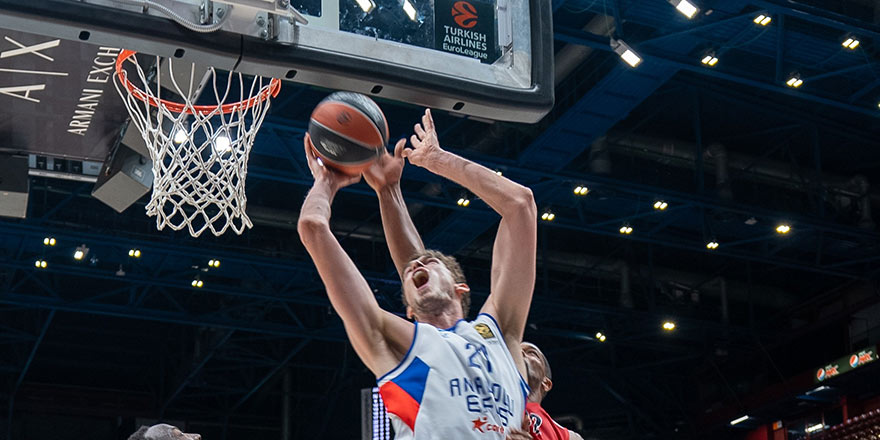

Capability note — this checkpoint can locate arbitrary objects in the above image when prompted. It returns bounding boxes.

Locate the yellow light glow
[663,321,676,331]
[74,250,84,260]
[775,224,791,234]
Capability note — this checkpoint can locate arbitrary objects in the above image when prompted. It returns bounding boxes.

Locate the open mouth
[412,268,429,289]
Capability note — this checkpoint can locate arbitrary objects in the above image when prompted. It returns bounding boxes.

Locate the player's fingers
[414,123,426,138]
[394,138,406,158]
[410,134,421,147]
[424,109,434,131]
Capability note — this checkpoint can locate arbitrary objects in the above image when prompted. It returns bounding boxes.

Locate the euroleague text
[442,25,489,59]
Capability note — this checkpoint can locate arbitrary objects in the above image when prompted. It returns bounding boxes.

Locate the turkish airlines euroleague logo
[452,1,478,29]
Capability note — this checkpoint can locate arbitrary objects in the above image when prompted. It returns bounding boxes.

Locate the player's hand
[505,416,532,440]
[505,428,532,440]
[364,138,406,192]
[304,133,361,192]
[403,109,444,168]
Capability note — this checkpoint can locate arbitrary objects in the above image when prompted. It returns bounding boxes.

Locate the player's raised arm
[404,109,537,356]
[297,135,413,377]
[364,139,425,279]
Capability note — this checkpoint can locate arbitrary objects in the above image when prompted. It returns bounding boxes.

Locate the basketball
[308,92,389,176]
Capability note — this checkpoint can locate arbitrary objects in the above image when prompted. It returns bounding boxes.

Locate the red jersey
[526,402,570,440]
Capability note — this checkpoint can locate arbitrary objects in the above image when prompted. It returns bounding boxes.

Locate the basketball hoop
[114,49,280,237]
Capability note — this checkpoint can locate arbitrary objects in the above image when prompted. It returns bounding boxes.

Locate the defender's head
[522,342,553,403]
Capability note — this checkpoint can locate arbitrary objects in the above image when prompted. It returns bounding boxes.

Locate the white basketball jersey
[377,313,529,439]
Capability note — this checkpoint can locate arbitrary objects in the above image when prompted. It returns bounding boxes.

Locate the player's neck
[417,309,463,330]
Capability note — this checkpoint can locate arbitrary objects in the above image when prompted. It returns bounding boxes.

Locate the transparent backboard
[0,0,553,123]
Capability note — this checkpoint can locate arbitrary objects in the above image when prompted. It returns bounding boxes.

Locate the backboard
[0,0,553,123]
[0,27,129,180]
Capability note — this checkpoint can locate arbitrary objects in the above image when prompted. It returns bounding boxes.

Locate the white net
[114,50,280,237]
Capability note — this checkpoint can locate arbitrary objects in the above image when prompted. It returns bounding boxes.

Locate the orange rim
[115,49,281,115]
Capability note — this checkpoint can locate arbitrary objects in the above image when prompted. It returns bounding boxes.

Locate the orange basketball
[308,92,389,176]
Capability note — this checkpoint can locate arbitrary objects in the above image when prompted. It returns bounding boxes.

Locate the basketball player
[299,108,537,438]
[520,342,584,440]
[362,155,579,440]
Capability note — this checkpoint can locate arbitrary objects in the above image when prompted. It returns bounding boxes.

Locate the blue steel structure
[2,1,880,439]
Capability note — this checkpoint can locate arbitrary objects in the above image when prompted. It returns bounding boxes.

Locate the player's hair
[127,426,149,440]
[403,249,470,317]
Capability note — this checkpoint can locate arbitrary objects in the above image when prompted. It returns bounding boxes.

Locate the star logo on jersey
[474,323,495,340]
[472,417,487,432]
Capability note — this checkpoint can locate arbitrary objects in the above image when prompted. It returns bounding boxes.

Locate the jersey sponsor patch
[474,323,496,340]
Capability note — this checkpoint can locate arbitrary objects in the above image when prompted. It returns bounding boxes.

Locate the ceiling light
[662,321,676,331]
[753,14,771,26]
[495,170,503,176]
[34,259,47,269]
[805,423,825,433]
[700,52,719,66]
[785,74,803,88]
[706,241,719,249]
[730,415,749,426]
[618,225,633,234]
[172,128,188,144]
[457,197,470,207]
[775,223,791,234]
[653,200,668,210]
[191,279,204,288]
[611,38,642,68]
[595,332,607,342]
[214,133,232,154]
[668,0,698,19]
[402,0,418,21]
[540,211,555,221]
[573,185,589,196]
[208,259,220,268]
[355,0,375,13]
[841,35,859,50]
[43,237,56,246]
[73,245,89,261]
[128,249,141,258]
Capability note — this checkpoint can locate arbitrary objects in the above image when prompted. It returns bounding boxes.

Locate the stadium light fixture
[668,0,698,19]
[611,38,642,67]
[785,74,803,88]
[43,237,56,246]
[662,321,676,331]
[618,224,633,235]
[700,51,719,66]
[74,245,89,261]
[841,35,859,50]
[753,14,771,26]
[355,0,375,13]
[540,210,555,221]
[706,241,719,250]
[402,0,417,21]
[775,223,791,234]
[573,185,589,196]
[730,415,749,426]
[653,200,668,210]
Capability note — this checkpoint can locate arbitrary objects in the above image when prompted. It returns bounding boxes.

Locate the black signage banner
[434,0,500,64]
[0,29,128,162]
[814,345,878,383]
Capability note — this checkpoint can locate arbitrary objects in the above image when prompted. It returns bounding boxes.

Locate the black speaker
[0,154,29,218]
[91,142,153,213]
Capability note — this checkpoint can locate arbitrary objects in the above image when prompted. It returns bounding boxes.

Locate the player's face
[521,342,548,390]
[402,255,457,314]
